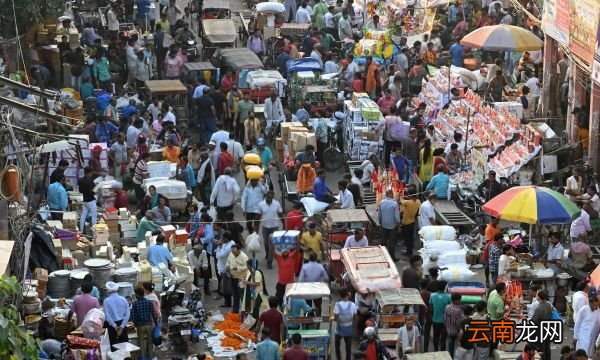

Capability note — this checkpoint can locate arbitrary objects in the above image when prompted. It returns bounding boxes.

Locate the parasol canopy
[482,186,580,224]
[460,25,543,52]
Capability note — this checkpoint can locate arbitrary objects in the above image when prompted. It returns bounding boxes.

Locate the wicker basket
[54,318,72,340]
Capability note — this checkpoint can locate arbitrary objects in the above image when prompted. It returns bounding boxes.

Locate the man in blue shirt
[47,176,68,220]
[103,281,130,345]
[313,169,336,203]
[391,147,410,183]
[426,164,450,199]
[449,42,465,68]
[95,117,119,144]
[256,327,281,360]
[147,234,174,267]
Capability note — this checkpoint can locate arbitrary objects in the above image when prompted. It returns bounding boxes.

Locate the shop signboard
[542,0,569,46]
[568,0,600,64]
[592,21,600,85]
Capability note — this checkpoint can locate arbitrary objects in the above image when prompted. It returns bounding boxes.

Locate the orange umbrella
[460,25,543,52]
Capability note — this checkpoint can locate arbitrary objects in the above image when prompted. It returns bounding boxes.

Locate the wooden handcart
[143,80,189,129]
[375,288,425,346]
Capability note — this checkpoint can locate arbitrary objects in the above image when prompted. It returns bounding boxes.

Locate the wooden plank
[433,200,475,226]
[144,80,187,94]
[376,288,425,306]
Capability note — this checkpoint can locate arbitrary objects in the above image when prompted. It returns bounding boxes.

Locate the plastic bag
[422,240,461,255]
[152,325,162,346]
[246,232,261,252]
[440,264,476,282]
[419,225,457,241]
[81,308,105,339]
[208,206,217,221]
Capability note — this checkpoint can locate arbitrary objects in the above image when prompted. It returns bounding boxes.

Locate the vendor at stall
[136,210,160,242]
[478,170,504,202]
[147,234,173,267]
[544,232,564,302]
[425,164,450,200]
[152,196,172,225]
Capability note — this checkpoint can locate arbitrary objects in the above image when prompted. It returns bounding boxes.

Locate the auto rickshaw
[284,282,332,360]
[374,288,425,347]
[302,85,337,115]
[181,62,217,84]
[212,48,264,92]
[201,0,231,19]
[200,19,238,60]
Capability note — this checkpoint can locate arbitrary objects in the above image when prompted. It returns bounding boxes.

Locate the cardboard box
[174,230,188,245]
[275,137,284,150]
[352,92,369,106]
[34,268,48,282]
[291,132,317,152]
[281,122,305,142]
[161,225,176,239]
[361,131,379,141]
[62,212,78,230]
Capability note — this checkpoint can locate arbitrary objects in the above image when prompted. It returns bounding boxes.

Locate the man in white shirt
[126,119,142,148]
[210,167,240,219]
[214,234,235,302]
[572,281,590,324]
[351,169,364,200]
[323,6,337,39]
[525,76,540,96]
[107,3,120,34]
[188,245,209,292]
[335,180,355,209]
[365,14,383,30]
[257,191,284,269]
[162,103,176,125]
[570,202,592,242]
[343,228,369,248]
[485,58,502,85]
[209,123,230,153]
[580,186,600,214]
[324,56,338,74]
[396,317,420,357]
[296,2,312,24]
[418,193,437,228]
[147,99,161,121]
[224,133,245,172]
[497,244,513,278]
[310,43,324,70]
[264,91,284,130]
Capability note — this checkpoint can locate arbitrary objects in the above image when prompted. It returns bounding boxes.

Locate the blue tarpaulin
[286,58,322,76]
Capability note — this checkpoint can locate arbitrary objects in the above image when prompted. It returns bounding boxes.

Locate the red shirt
[365,342,378,360]
[114,191,129,209]
[285,210,303,231]
[377,96,397,116]
[353,79,364,92]
[284,345,310,360]
[275,252,297,285]
[216,151,234,176]
[222,75,233,92]
[259,308,284,343]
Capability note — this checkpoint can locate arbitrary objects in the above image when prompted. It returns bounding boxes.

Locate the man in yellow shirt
[226,245,249,313]
[300,222,324,261]
[162,139,181,163]
[401,191,421,257]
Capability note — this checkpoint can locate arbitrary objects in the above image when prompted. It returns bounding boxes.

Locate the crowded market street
[0,0,599,359]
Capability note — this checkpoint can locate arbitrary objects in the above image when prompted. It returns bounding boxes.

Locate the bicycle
[322,127,345,171]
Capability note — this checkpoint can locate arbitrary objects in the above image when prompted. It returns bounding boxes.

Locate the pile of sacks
[418,226,476,282]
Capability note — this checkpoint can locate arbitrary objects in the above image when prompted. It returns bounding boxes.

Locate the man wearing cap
[419,193,437,228]
[103,281,130,345]
[478,170,504,202]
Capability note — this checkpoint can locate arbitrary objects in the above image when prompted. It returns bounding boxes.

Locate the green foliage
[0,276,41,360]
[0,0,65,38]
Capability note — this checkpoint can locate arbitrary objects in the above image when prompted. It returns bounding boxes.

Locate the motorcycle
[163,278,197,353]
[184,39,201,62]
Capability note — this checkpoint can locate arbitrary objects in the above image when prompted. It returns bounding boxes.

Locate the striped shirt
[488,243,502,273]
[444,304,464,336]
[133,159,148,185]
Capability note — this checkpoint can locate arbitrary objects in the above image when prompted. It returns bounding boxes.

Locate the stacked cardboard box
[52,238,63,268]
[102,212,121,247]
[275,137,285,163]
[92,223,110,246]
[290,132,317,153]
[34,268,48,298]
[161,225,176,240]
[281,122,305,142]
[62,212,78,230]
[174,230,188,246]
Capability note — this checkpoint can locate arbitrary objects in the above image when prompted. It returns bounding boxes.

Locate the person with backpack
[334,289,358,360]
[242,259,268,320]
[384,106,409,167]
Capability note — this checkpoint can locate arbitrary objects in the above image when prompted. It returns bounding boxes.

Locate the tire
[323,147,344,171]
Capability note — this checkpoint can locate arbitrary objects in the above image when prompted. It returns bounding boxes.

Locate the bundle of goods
[439,264,476,282]
[213,313,256,350]
[271,230,300,252]
[419,225,457,242]
[354,39,382,58]
[81,308,105,339]
[363,28,392,42]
